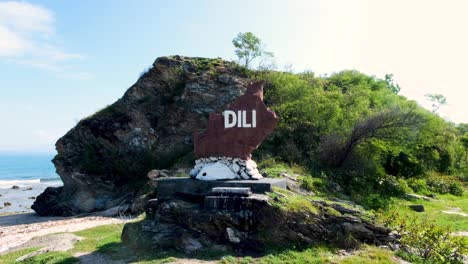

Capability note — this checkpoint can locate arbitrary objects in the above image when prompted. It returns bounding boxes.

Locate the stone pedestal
[155,177,287,200]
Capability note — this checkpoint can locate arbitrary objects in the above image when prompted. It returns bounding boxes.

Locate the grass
[257,159,308,178]
[268,187,319,214]
[219,245,397,264]
[0,221,401,264]
[387,192,468,232]
[336,245,397,264]
[0,248,38,264]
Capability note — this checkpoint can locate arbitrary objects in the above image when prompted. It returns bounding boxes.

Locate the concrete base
[156,177,287,200]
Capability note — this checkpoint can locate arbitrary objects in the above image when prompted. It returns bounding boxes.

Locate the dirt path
[0,212,133,253]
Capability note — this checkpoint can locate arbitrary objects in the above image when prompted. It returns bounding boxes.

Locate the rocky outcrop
[33,56,250,216]
[121,189,394,253]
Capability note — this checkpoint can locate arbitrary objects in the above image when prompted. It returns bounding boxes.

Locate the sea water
[0,153,62,188]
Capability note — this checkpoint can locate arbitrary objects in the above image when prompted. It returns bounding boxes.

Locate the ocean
[0,153,62,188]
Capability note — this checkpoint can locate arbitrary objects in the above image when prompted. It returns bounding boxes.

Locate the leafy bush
[301,176,325,192]
[380,210,467,263]
[406,178,428,194]
[426,173,464,196]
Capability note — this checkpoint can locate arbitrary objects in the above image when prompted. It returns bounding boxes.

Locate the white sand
[0,213,133,253]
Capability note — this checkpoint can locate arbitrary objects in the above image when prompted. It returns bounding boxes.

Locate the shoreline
[0,212,135,253]
[0,179,62,215]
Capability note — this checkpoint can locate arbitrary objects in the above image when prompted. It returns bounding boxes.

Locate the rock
[130,194,148,214]
[32,187,78,216]
[408,204,425,212]
[122,191,394,253]
[145,198,159,216]
[4,202,11,206]
[194,81,278,160]
[34,56,250,216]
[231,163,240,173]
[240,171,250,179]
[195,162,237,180]
[226,227,245,244]
[159,170,170,178]
[156,177,287,200]
[11,185,19,189]
[146,170,160,180]
[179,236,203,253]
[405,193,431,201]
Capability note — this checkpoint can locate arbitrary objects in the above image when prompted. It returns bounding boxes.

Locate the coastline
[0,179,62,215]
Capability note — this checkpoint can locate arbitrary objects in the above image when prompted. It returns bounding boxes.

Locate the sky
[0,0,467,153]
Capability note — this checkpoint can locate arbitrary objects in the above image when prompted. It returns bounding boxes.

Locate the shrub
[301,176,326,192]
[426,173,464,196]
[380,210,467,263]
[406,178,428,194]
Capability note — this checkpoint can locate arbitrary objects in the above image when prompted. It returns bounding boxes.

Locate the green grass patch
[0,248,38,264]
[337,245,396,264]
[257,159,308,178]
[387,192,468,231]
[268,187,319,214]
[71,224,124,257]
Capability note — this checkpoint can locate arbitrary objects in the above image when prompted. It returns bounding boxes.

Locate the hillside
[24,56,467,263]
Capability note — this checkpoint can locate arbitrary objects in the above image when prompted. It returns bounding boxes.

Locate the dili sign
[223,110,257,128]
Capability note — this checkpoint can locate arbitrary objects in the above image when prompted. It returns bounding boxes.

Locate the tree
[384,74,401,94]
[232,32,273,69]
[320,108,423,167]
[425,93,447,113]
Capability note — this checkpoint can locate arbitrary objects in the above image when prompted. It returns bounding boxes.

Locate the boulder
[408,204,425,212]
[33,56,250,216]
[122,189,394,252]
[195,162,237,180]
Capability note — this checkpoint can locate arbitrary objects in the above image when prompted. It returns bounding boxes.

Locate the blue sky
[0,0,467,153]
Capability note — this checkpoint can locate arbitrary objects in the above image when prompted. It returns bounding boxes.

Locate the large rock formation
[33,56,251,216]
[121,187,394,253]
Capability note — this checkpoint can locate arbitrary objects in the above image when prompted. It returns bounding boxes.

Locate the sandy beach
[0,181,134,255]
[0,212,133,254]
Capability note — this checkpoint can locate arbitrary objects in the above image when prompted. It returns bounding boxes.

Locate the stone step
[210,187,252,197]
[204,196,259,212]
[156,177,286,200]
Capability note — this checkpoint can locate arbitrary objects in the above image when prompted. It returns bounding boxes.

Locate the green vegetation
[232,32,274,69]
[0,225,400,264]
[268,187,319,214]
[249,69,466,211]
[380,210,467,263]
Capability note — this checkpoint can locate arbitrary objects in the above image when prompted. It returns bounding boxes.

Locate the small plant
[406,178,428,194]
[379,210,467,263]
[268,187,318,214]
[426,173,464,196]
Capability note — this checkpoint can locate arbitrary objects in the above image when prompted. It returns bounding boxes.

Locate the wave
[0,178,62,188]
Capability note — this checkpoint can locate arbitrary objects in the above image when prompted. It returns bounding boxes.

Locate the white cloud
[0,1,90,78]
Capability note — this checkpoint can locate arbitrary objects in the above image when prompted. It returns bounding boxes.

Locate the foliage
[406,178,428,194]
[380,210,467,263]
[426,173,464,196]
[250,69,466,207]
[232,32,273,69]
[425,93,447,113]
[268,187,319,214]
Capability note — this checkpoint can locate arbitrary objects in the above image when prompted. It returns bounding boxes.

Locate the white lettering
[223,110,258,128]
[223,110,236,128]
[252,110,256,127]
[242,111,251,127]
